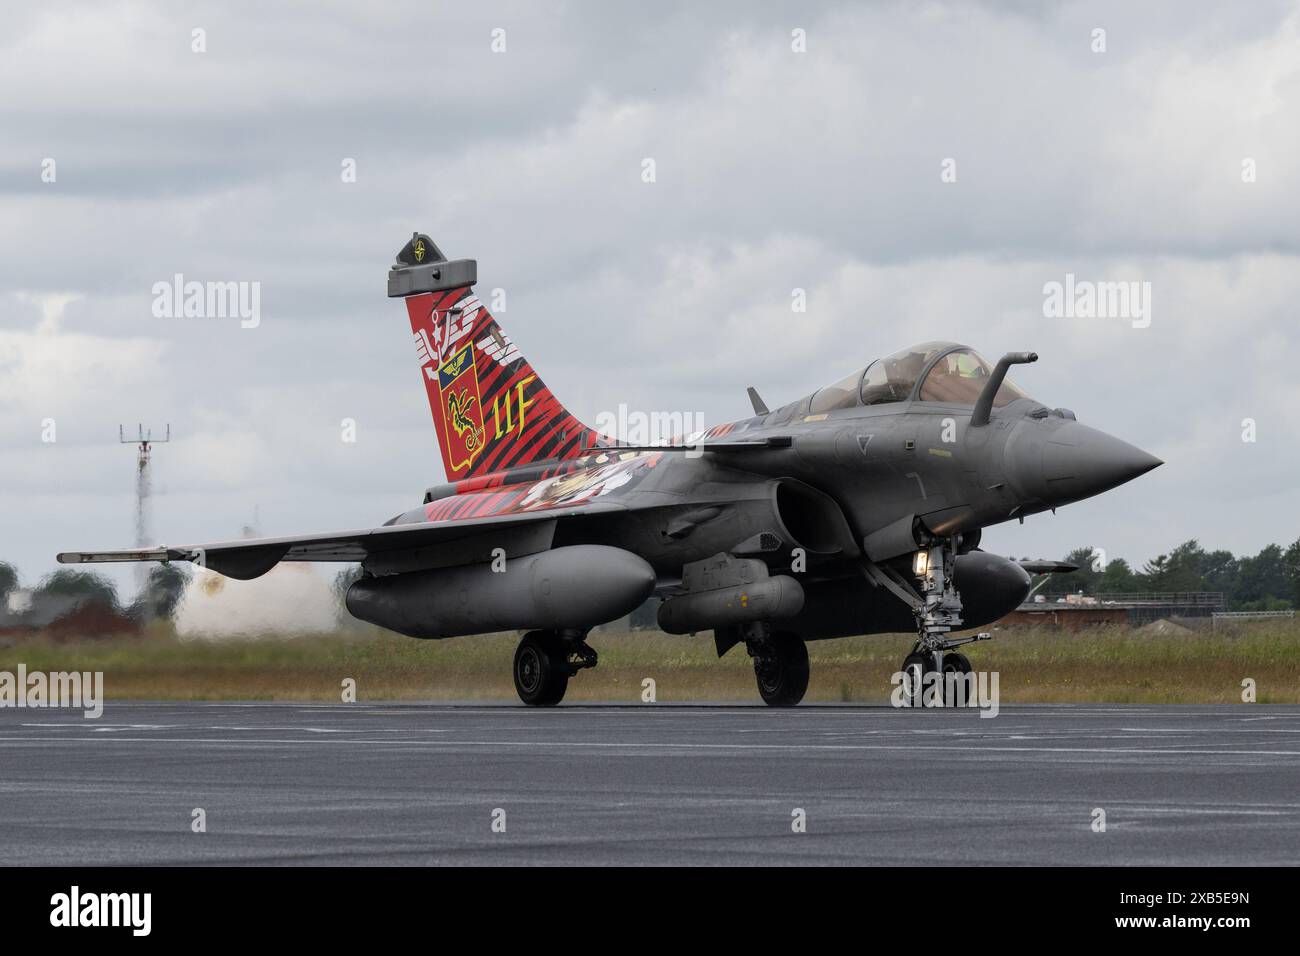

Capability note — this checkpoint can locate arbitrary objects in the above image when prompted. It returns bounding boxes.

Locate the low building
[1000,592,1225,630]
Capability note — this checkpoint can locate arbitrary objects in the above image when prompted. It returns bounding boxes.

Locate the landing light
[913,550,930,576]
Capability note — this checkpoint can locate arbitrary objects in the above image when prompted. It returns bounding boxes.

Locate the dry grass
[1,620,1297,704]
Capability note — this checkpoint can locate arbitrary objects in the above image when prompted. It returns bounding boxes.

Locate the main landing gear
[898,539,989,707]
[512,630,597,706]
[745,624,809,707]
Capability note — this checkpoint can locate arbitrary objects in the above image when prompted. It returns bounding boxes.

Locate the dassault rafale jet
[59,234,1162,706]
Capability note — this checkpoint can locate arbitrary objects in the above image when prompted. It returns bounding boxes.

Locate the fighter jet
[58,234,1161,706]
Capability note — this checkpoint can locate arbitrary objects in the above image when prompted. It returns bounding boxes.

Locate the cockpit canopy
[806,341,1030,415]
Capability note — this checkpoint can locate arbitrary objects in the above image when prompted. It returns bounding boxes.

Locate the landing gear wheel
[513,631,569,706]
[901,651,934,708]
[754,632,809,707]
[943,652,972,675]
[942,651,972,706]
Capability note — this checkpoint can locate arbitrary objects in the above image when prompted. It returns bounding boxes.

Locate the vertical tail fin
[388,234,602,482]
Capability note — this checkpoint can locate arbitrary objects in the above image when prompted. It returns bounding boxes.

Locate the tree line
[1055,539,1300,611]
[0,562,190,623]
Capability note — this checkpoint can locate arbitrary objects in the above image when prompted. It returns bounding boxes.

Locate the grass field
[1,621,1297,704]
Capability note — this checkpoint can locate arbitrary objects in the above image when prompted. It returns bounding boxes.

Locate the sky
[2,0,1298,599]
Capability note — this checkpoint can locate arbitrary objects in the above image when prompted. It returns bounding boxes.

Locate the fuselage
[397,389,1157,565]
[377,341,1159,643]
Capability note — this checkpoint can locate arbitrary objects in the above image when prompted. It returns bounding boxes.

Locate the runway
[1,702,1297,865]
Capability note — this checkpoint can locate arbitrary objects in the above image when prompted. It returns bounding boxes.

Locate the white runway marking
[1,735,1297,757]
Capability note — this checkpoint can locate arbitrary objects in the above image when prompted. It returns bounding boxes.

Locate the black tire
[513,631,569,706]
[942,651,973,707]
[754,632,810,707]
[943,652,972,675]
[901,651,932,708]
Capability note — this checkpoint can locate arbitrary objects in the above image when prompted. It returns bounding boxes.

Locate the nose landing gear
[897,539,990,707]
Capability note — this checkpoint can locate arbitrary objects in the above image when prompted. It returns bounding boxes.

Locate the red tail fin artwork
[405,284,599,482]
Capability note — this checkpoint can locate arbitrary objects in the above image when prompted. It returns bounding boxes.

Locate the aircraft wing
[57,501,628,581]
[59,449,680,580]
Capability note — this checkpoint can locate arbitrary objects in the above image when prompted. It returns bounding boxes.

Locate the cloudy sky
[2,0,1298,597]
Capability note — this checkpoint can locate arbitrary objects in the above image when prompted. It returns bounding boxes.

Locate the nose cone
[1007,421,1162,508]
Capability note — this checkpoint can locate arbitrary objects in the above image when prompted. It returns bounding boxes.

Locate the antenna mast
[120,423,170,472]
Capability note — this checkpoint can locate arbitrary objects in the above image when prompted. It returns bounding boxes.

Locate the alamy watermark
[50,886,150,936]
[593,403,707,457]
[151,273,260,328]
[1043,273,1151,329]
[890,668,1000,718]
[0,665,103,718]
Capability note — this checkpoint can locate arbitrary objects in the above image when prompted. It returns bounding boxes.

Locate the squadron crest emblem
[436,342,486,473]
